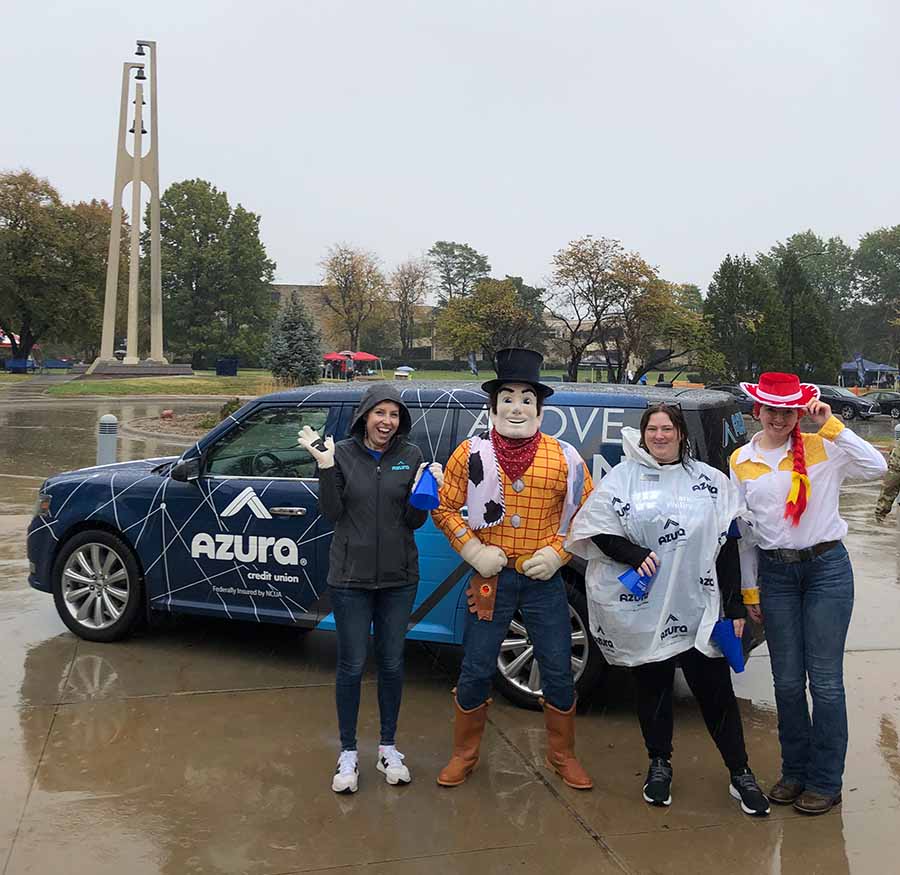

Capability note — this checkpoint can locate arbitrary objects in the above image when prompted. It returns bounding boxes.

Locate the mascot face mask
[490,383,543,439]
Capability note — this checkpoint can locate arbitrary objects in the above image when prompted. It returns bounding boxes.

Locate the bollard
[97,414,118,466]
[894,422,900,442]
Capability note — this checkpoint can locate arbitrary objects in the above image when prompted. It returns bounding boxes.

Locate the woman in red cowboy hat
[732,372,886,814]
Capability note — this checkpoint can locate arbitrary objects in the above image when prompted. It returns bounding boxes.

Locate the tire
[840,404,856,421]
[51,530,143,642]
[493,576,609,710]
[890,407,900,420]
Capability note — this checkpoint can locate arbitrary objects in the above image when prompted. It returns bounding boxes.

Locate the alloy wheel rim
[497,604,587,698]
[62,543,130,630]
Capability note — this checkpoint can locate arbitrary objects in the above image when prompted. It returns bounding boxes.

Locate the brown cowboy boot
[541,698,593,790]
[436,694,491,787]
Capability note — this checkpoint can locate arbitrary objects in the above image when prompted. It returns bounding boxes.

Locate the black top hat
[481,348,555,399]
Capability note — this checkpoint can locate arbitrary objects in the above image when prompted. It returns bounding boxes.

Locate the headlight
[34,492,51,517]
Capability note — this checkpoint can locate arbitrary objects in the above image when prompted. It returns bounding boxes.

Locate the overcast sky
[3,1,898,293]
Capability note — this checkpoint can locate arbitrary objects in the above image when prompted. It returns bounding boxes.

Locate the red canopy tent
[322,351,383,377]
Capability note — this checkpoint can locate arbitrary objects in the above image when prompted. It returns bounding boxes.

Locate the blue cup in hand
[711,618,745,673]
[618,567,654,598]
[410,465,439,511]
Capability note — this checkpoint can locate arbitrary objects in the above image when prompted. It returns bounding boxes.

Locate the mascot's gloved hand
[412,462,444,489]
[297,426,335,469]
[459,538,507,578]
[521,546,563,581]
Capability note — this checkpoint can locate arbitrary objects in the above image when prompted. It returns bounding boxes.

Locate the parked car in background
[705,384,755,415]
[861,389,900,419]
[814,385,878,420]
[27,382,751,710]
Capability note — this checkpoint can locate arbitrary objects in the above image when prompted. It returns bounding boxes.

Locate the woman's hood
[349,383,413,438]
[621,426,664,469]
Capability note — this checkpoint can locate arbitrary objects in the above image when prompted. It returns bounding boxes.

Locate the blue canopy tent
[839,358,899,387]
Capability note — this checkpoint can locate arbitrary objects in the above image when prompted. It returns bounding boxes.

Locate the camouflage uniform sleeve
[875,444,900,519]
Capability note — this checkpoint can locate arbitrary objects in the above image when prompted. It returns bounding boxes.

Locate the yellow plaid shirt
[432,433,593,562]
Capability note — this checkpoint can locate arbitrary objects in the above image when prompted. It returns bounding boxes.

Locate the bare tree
[320,244,387,350]
[545,236,623,381]
[389,257,430,357]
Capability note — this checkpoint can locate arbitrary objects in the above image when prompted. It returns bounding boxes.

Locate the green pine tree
[268,293,321,386]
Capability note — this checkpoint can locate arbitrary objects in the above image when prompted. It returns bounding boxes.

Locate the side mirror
[170,458,201,482]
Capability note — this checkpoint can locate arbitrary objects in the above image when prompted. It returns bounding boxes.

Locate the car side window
[406,406,456,465]
[205,406,329,479]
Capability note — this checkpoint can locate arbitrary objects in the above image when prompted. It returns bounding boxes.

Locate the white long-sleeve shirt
[729,416,886,603]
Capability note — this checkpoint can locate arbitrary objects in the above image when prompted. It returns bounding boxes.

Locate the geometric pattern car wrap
[27,382,747,648]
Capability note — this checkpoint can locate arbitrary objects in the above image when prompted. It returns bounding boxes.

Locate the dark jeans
[759,542,854,796]
[633,647,749,773]
[456,569,575,712]
[329,583,417,751]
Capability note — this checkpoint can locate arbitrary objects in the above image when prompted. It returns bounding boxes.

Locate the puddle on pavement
[0,401,217,483]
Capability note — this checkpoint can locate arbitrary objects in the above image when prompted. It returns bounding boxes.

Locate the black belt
[760,540,841,564]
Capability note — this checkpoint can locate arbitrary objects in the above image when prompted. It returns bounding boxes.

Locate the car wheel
[840,404,857,421]
[493,577,608,710]
[891,407,900,419]
[52,530,143,643]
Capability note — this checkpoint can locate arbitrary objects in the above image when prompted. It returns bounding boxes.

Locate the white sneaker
[332,750,359,793]
[377,745,411,785]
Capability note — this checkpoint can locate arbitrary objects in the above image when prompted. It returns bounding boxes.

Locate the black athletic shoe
[643,757,673,806]
[729,768,770,816]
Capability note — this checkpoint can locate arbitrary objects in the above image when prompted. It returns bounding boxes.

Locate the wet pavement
[0,390,899,873]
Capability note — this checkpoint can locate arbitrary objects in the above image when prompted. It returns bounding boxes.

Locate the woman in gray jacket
[299,384,442,794]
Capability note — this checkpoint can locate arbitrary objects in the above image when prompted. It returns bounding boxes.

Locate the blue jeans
[759,543,854,796]
[329,583,417,751]
[456,569,575,712]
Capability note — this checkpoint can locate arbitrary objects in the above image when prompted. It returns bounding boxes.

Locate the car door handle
[269,507,307,516]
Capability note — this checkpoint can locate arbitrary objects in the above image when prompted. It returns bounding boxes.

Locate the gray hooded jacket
[318,383,427,589]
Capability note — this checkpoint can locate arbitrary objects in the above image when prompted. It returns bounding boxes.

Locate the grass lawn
[47,373,280,397]
[0,373,36,382]
[43,366,688,397]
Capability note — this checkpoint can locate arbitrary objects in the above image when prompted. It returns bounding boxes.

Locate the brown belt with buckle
[760,540,841,564]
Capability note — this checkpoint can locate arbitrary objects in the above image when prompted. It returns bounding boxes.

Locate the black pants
[632,648,748,773]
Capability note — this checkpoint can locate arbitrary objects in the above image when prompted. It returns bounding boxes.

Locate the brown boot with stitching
[436,695,490,787]
[541,698,593,790]
[768,777,804,805]
[793,790,842,815]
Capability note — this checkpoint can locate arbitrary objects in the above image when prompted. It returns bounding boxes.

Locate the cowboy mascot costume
[432,348,594,790]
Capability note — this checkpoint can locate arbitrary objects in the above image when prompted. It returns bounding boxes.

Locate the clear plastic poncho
[565,427,744,667]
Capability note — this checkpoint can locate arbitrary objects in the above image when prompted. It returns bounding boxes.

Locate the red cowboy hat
[739,372,819,408]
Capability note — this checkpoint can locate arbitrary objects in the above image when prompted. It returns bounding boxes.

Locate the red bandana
[491,428,541,483]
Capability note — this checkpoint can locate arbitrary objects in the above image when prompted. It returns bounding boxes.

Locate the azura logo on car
[191,533,299,565]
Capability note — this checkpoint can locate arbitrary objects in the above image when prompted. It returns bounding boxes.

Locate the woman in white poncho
[566,403,768,815]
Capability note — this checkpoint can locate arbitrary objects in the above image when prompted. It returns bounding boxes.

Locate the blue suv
[27,382,747,708]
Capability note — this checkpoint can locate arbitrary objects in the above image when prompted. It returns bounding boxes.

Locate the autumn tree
[389,257,430,356]
[436,277,547,362]
[0,170,126,361]
[545,236,624,381]
[427,241,490,305]
[320,244,387,351]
